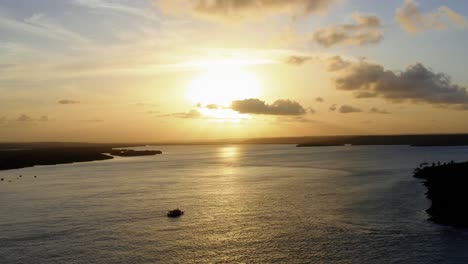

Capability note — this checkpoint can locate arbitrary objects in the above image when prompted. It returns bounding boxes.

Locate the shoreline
[0,146,162,171]
[414,161,468,228]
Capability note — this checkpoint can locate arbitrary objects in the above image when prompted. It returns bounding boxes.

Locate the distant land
[294,134,468,147]
[0,144,162,171]
[2,134,468,171]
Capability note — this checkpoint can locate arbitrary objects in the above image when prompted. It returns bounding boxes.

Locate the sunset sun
[186,66,261,107]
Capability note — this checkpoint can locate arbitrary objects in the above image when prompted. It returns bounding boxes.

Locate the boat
[167,209,184,218]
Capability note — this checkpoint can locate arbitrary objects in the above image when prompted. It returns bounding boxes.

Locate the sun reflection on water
[218,146,239,160]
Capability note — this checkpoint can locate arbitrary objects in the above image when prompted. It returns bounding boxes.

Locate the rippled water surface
[2,145,468,263]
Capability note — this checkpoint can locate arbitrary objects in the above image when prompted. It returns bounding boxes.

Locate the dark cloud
[396,0,468,34]
[369,107,390,114]
[58,99,80,105]
[313,13,383,47]
[339,105,362,113]
[158,0,340,21]
[231,98,306,116]
[316,97,325,103]
[329,57,468,109]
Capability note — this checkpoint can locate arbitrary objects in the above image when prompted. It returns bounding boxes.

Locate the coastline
[0,145,162,171]
[414,161,468,227]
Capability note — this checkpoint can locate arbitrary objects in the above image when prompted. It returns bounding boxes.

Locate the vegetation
[414,161,468,227]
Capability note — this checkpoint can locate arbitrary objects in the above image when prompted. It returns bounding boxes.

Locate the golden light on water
[218,146,240,160]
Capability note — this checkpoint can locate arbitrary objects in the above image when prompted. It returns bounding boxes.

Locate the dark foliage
[414,161,468,227]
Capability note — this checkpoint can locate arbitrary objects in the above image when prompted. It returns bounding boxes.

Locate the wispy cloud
[156,0,341,21]
[0,13,89,44]
[396,0,468,34]
[58,99,80,105]
[158,109,203,119]
[15,114,49,122]
[370,107,390,114]
[74,0,161,22]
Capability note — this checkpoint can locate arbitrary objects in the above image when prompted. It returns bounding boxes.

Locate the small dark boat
[167,209,184,218]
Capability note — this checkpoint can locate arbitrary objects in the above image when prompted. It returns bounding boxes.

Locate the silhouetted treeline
[0,145,162,171]
[414,161,468,227]
[109,149,162,156]
[296,134,468,147]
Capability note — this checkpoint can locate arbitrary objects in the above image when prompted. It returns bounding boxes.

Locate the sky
[1,0,468,142]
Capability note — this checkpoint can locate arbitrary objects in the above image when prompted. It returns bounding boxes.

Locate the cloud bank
[327,57,468,109]
[231,98,306,115]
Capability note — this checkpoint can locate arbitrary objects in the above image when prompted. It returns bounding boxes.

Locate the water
[2,145,468,263]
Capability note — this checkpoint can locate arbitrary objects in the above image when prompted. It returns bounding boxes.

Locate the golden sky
[1,0,468,142]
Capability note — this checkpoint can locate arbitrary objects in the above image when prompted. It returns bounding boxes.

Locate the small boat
[167,208,184,218]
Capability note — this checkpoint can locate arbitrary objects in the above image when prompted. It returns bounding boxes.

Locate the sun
[186,66,261,107]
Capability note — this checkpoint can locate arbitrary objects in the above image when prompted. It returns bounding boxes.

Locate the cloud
[16,114,34,122]
[313,13,383,47]
[328,57,468,109]
[158,109,203,119]
[339,105,362,113]
[38,116,49,122]
[0,14,89,44]
[15,114,50,122]
[285,56,314,66]
[278,116,316,123]
[231,98,306,115]
[316,97,324,103]
[75,0,160,22]
[396,0,468,34]
[206,104,220,110]
[80,119,104,123]
[369,107,390,114]
[156,0,340,21]
[326,56,352,71]
[58,99,80,104]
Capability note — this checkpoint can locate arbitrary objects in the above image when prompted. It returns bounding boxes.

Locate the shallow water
[1,145,468,263]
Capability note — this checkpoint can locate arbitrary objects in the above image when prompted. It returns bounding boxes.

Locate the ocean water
[2,145,468,263]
